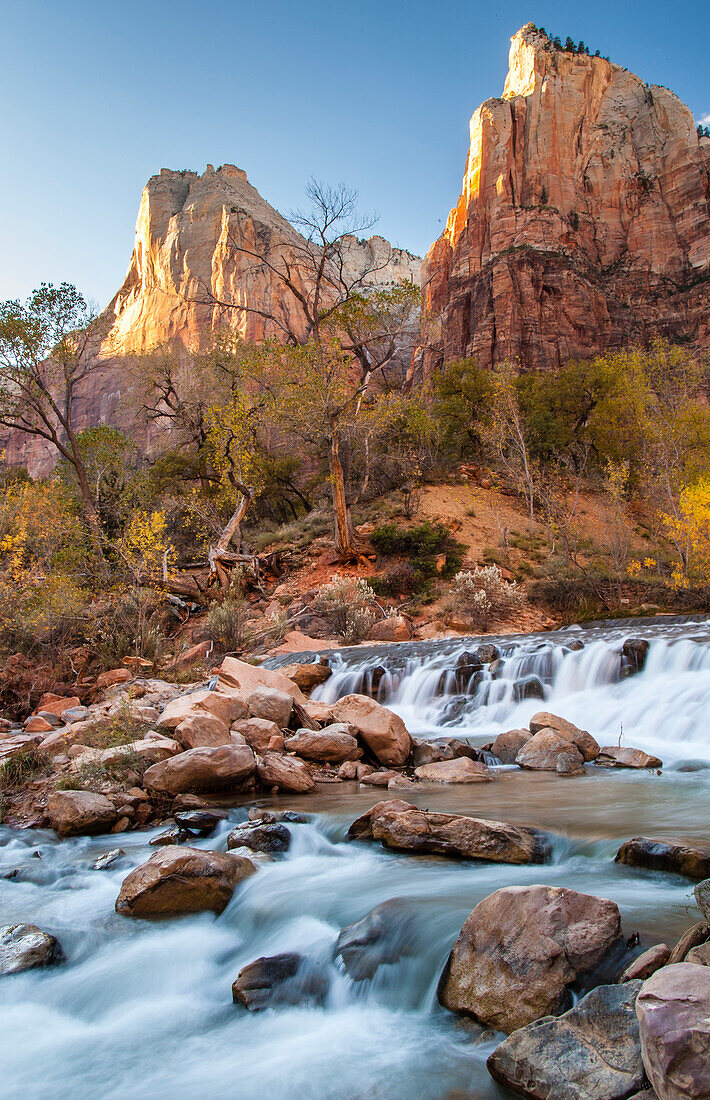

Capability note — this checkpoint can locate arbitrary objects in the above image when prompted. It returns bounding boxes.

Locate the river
[1,616,708,1099]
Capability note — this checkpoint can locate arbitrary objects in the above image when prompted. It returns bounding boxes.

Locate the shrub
[203,597,251,653]
[370,522,463,591]
[313,575,378,644]
[77,704,153,750]
[444,565,524,629]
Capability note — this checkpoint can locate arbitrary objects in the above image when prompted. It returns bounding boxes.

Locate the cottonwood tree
[0,283,106,551]
[482,367,538,535]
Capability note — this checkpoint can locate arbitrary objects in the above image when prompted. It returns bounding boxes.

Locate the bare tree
[0,282,107,551]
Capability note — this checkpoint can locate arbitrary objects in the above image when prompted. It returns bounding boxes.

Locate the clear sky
[1,0,708,308]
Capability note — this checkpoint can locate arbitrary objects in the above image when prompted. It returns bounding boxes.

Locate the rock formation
[5,165,420,475]
[419,24,710,376]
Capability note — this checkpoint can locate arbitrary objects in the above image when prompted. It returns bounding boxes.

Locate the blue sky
[1,0,708,308]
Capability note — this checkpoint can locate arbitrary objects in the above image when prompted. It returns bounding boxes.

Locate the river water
[1,617,708,1099]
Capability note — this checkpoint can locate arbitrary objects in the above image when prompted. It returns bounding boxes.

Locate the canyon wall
[419,24,710,376]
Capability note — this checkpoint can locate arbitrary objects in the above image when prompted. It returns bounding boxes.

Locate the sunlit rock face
[4,165,420,474]
[418,24,710,376]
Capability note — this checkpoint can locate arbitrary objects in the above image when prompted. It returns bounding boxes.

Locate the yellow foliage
[662,478,710,588]
[120,509,172,581]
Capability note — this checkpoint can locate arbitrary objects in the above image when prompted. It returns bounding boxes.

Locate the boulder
[279,662,332,691]
[0,733,44,765]
[96,668,131,688]
[439,884,623,1032]
[283,725,362,764]
[636,963,710,1099]
[248,808,311,824]
[621,638,650,676]
[668,923,710,965]
[115,846,255,917]
[174,712,232,749]
[335,898,422,980]
[366,615,411,642]
[615,837,710,880]
[0,924,64,976]
[414,758,493,784]
[487,981,646,1100]
[597,746,663,769]
[256,752,316,793]
[173,809,225,834]
[619,944,671,982]
[330,694,412,767]
[350,800,550,864]
[142,743,256,794]
[232,952,328,1011]
[95,736,179,768]
[33,693,81,718]
[556,750,586,776]
[685,943,710,965]
[516,729,586,773]
[217,656,307,704]
[23,716,54,734]
[360,769,400,787]
[411,737,480,767]
[46,791,118,838]
[247,685,293,727]
[227,822,291,853]
[158,689,248,731]
[513,676,545,701]
[695,879,710,922]
[490,728,531,764]
[529,712,600,761]
[150,826,190,846]
[231,717,283,754]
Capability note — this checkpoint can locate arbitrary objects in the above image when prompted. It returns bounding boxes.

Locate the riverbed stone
[490,728,531,764]
[487,980,645,1100]
[46,790,118,837]
[330,694,412,767]
[411,737,480,767]
[439,884,623,1032]
[615,837,710,880]
[597,746,663,769]
[413,758,493,784]
[668,923,710,964]
[92,848,125,871]
[232,952,328,1011]
[528,712,600,761]
[115,846,255,917]
[142,743,256,794]
[516,729,586,772]
[619,944,671,982]
[256,751,316,793]
[284,725,362,764]
[636,962,710,1099]
[349,800,550,864]
[227,822,291,853]
[0,924,64,975]
[335,898,421,980]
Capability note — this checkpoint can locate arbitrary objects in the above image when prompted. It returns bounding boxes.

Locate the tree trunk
[66,432,104,556]
[329,431,355,557]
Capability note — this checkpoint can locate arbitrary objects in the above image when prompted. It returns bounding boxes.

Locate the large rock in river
[413,758,493,783]
[116,846,255,916]
[615,837,710,880]
[330,694,412,766]
[0,924,64,976]
[439,884,623,1032]
[516,728,586,772]
[487,980,646,1100]
[636,962,710,1099]
[256,751,316,793]
[529,712,600,761]
[597,746,663,769]
[142,743,256,794]
[283,725,362,764]
[490,728,531,764]
[46,790,118,837]
[335,898,421,980]
[349,800,550,864]
[232,952,328,1011]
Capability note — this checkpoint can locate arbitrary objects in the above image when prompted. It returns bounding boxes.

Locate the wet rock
[350,800,550,864]
[668,923,710,964]
[143,743,256,795]
[360,769,400,787]
[256,752,316,793]
[283,725,362,764]
[173,809,225,835]
[615,837,710,880]
[516,729,586,773]
[439,884,623,1032]
[487,980,646,1100]
[232,952,328,1011]
[556,751,586,776]
[513,676,545,702]
[490,728,531,765]
[528,712,600,761]
[330,694,412,767]
[92,848,125,870]
[472,643,500,664]
[247,808,311,824]
[150,826,191,846]
[248,686,293,727]
[412,738,480,766]
[694,879,710,922]
[227,822,290,853]
[335,898,421,980]
[597,747,663,769]
[0,924,64,976]
[279,662,332,692]
[46,791,118,838]
[636,962,710,1099]
[621,638,650,677]
[619,944,671,982]
[452,653,484,693]
[414,758,493,784]
[116,846,255,917]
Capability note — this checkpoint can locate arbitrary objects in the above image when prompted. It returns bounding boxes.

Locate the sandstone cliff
[5,165,420,474]
[419,24,710,375]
